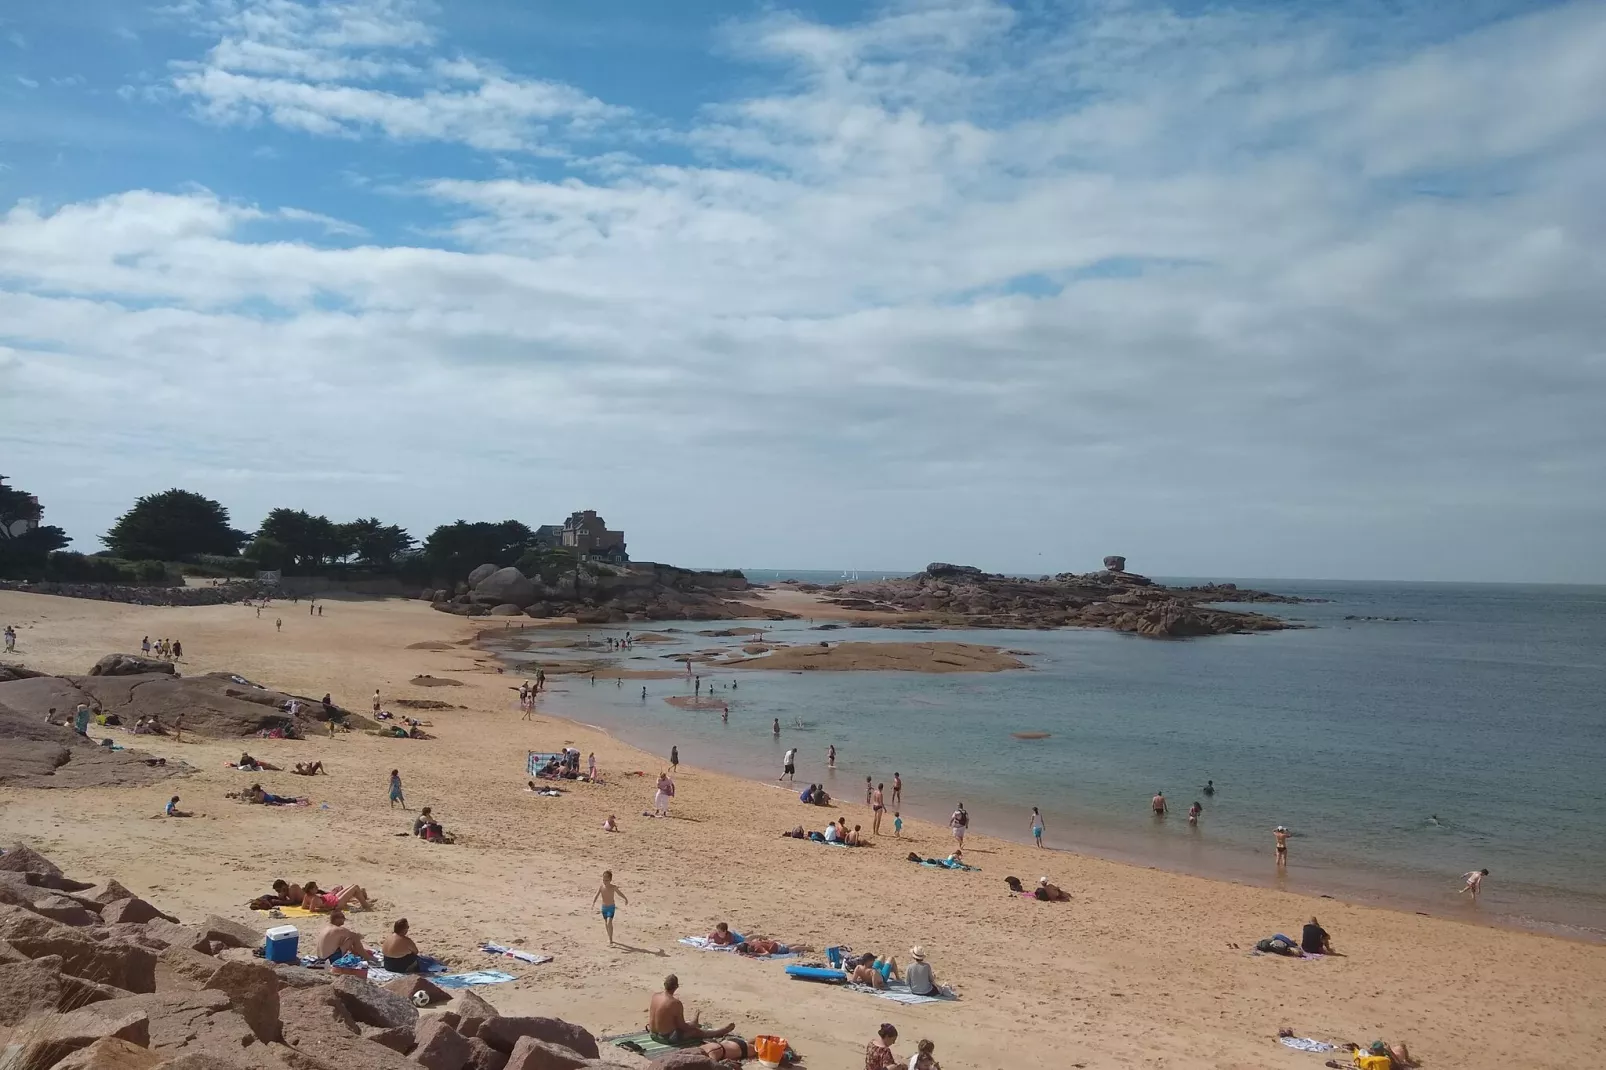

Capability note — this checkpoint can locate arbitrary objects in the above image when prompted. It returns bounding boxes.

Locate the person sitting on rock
[381,918,422,973]
[315,909,376,964]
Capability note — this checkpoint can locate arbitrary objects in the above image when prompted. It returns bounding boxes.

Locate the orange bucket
[752,1034,788,1068]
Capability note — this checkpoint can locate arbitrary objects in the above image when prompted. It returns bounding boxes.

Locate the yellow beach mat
[253,905,322,918]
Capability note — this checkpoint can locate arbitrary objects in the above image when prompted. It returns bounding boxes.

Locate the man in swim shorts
[648,974,733,1044]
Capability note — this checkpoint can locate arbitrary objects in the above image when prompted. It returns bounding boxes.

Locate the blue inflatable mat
[786,965,846,984]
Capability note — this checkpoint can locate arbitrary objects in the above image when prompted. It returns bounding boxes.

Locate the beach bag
[752,1034,788,1068]
[1353,1054,1390,1070]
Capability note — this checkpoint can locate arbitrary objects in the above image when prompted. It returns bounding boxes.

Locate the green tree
[0,475,71,572]
[103,489,246,561]
[250,508,343,571]
[423,520,535,578]
[341,517,416,567]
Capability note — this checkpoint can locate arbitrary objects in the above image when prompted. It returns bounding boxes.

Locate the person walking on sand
[872,782,886,834]
[779,747,797,783]
[588,752,598,781]
[670,746,679,772]
[950,803,969,846]
[140,635,150,655]
[388,770,406,810]
[1030,806,1045,847]
[275,617,282,632]
[592,870,628,945]
[1151,791,1167,817]
[827,744,836,769]
[892,772,902,808]
[1274,825,1290,866]
[1460,868,1490,900]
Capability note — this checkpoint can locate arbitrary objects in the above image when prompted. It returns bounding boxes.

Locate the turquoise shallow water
[489,580,1606,941]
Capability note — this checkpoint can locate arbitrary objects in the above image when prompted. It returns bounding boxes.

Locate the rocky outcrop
[0,700,184,789]
[0,845,628,1070]
[0,579,273,606]
[814,560,1303,637]
[0,666,370,751]
[425,562,790,624]
[88,654,177,678]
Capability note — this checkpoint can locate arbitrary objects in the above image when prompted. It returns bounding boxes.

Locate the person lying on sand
[1327,1040,1417,1070]
[301,881,372,912]
[1035,877,1069,901]
[245,784,303,805]
[648,974,733,1044]
[315,910,376,964]
[249,880,299,910]
[292,761,326,776]
[708,922,738,947]
[737,937,812,957]
[237,753,280,772]
[698,1037,752,1064]
[1254,934,1306,957]
[381,918,422,973]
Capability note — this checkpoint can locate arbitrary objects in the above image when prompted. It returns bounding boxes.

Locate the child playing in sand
[603,815,619,832]
[165,796,191,817]
[593,870,628,945]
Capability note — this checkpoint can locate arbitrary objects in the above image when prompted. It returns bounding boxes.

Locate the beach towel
[847,980,957,1005]
[606,1032,696,1058]
[682,936,798,959]
[432,969,518,989]
[912,858,978,872]
[480,942,553,965]
[1279,1038,1336,1053]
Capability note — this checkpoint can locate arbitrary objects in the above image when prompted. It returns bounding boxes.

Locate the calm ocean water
[491,579,1606,941]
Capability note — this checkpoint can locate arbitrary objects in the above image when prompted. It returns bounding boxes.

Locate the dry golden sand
[2,591,1603,1070]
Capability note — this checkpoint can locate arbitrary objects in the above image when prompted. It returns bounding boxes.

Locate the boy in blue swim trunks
[593,870,628,945]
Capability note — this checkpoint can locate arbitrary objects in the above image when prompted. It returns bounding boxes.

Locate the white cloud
[169,0,624,152]
[3,0,1605,580]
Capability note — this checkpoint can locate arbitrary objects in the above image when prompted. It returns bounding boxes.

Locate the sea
[484,576,1606,942]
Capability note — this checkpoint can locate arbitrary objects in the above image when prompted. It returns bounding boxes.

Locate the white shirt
[784,749,796,764]
[823,824,839,842]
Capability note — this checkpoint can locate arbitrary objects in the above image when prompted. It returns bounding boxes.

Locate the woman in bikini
[301,880,372,912]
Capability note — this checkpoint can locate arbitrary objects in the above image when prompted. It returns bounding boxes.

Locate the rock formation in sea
[811,558,1306,637]
[423,561,793,623]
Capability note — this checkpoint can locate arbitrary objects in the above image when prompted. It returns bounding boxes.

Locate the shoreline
[529,673,1605,946]
[4,589,1604,1070]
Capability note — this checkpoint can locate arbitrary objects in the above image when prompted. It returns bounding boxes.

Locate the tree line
[1,477,568,582]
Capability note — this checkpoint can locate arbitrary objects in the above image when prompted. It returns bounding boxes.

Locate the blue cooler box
[264,925,299,963]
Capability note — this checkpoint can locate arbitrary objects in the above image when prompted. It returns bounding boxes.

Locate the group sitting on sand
[412,807,454,843]
[798,783,832,806]
[779,817,868,845]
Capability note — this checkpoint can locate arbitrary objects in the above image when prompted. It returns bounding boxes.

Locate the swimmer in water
[1203,780,1215,796]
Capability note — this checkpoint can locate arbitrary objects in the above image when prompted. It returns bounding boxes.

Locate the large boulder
[32,894,100,926]
[88,654,176,677]
[1102,555,1127,572]
[0,953,71,1025]
[329,974,417,1030]
[0,907,157,992]
[466,564,500,588]
[452,990,497,1036]
[279,986,412,1070]
[501,1036,588,1070]
[488,604,526,617]
[641,1052,718,1070]
[476,1018,597,1059]
[471,568,536,608]
[205,959,282,1043]
[412,1017,472,1070]
[7,1002,149,1067]
[46,1036,164,1070]
[63,673,356,739]
[198,914,261,950]
[464,1036,509,1070]
[0,843,67,879]
[381,974,449,1007]
[96,989,261,1061]
[100,896,175,926]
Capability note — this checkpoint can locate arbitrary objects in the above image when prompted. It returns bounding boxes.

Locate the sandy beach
[2,589,1603,1070]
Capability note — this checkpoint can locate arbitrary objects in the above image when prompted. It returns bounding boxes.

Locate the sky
[1,0,1603,582]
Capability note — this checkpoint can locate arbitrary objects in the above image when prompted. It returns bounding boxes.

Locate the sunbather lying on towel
[246,784,302,805]
[291,761,326,775]
[849,952,899,989]
[737,936,811,956]
[698,1037,751,1064]
[237,753,280,772]
[300,881,372,912]
[249,879,299,911]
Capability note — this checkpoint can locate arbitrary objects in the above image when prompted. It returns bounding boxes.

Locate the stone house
[556,511,628,563]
